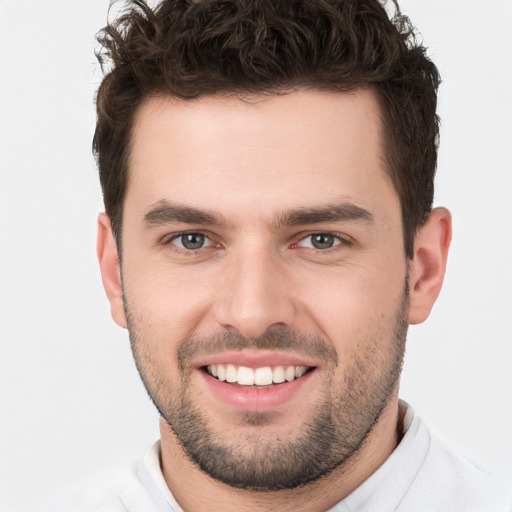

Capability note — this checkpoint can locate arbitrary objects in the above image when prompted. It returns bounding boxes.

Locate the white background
[0,0,511,509]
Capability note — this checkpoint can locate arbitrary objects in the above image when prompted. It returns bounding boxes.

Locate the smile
[197,352,318,411]
[205,364,311,387]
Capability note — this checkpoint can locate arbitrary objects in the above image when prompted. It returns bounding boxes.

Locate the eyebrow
[143,200,227,227]
[273,203,374,228]
[143,199,374,229]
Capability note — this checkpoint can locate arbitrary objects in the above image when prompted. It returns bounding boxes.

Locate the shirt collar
[144,440,184,512]
[330,400,430,512]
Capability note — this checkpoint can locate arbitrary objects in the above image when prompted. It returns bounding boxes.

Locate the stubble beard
[125,284,409,491]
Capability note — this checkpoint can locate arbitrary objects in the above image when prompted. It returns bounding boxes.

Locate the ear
[97,213,127,329]
[408,207,452,325]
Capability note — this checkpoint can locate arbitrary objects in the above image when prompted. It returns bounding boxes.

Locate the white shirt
[35,404,511,512]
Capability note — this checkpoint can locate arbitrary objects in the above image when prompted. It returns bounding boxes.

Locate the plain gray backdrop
[1,0,511,509]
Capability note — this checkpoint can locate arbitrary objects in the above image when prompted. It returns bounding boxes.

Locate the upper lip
[194,350,319,369]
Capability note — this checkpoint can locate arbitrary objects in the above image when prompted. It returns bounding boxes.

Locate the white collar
[145,440,184,512]
[332,401,430,511]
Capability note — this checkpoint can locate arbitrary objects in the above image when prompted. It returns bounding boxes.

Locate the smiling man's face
[100,88,412,489]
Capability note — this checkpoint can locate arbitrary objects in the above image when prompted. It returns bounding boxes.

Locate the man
[43,0,510,510]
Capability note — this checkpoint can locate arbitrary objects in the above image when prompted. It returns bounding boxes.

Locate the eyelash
[164,231,219,254]
[163,231,350,254]
[291,232,350,252]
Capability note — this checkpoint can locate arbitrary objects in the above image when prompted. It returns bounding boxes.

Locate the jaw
[157,390,402,512]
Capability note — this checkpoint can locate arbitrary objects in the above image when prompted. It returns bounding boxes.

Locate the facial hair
[125,283,409,491]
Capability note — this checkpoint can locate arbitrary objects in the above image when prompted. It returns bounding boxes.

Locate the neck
[159,396,401,512]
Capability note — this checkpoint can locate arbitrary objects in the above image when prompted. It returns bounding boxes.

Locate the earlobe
[97,213,127,329]
[408,207,452,325]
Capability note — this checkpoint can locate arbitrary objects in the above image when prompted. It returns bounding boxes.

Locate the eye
[298,233,343,250]
[169,233,213,250]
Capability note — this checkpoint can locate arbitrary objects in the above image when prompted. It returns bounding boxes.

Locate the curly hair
[93,0,440,258]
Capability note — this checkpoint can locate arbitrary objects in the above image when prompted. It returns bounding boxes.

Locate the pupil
[182,233,204,249]
[312,234,334,249]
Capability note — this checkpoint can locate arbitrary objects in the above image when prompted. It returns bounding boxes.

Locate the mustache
[177,327,339,371]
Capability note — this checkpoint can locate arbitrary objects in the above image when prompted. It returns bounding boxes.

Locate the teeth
[255,367,273,386]
[237,366,255,385]
[225,364,237,383]
[285,366,296,382]
[272,365,285,384]
[295,366,306,378]
[206,364,309,386]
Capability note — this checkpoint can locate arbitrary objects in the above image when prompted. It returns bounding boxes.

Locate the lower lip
[199,370,315,413]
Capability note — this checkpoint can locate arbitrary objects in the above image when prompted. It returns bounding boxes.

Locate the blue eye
[298,234,342,250]
[171,233,210,250]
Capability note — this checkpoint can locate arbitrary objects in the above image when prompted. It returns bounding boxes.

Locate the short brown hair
[93,0,440,258]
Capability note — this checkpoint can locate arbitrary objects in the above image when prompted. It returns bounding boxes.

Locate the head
[94,0,440,259]
[95,0,451,496]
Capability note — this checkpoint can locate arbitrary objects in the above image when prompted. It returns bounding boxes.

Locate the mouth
[196,351,318,412]
[204,364,313,388]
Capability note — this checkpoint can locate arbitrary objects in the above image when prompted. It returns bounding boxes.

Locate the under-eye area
[204,364,315,387]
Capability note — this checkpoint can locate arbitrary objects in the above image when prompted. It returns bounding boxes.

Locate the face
[117,89,410,489]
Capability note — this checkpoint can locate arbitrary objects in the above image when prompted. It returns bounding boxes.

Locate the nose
[213,247,295,339]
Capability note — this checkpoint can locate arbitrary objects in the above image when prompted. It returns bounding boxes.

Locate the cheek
[122,259,215,351]
[293,264,406,357]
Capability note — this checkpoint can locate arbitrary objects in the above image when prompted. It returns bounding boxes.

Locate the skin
[98,88,451,511]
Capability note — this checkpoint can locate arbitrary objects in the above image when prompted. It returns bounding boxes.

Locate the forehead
[126,88,397,222]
